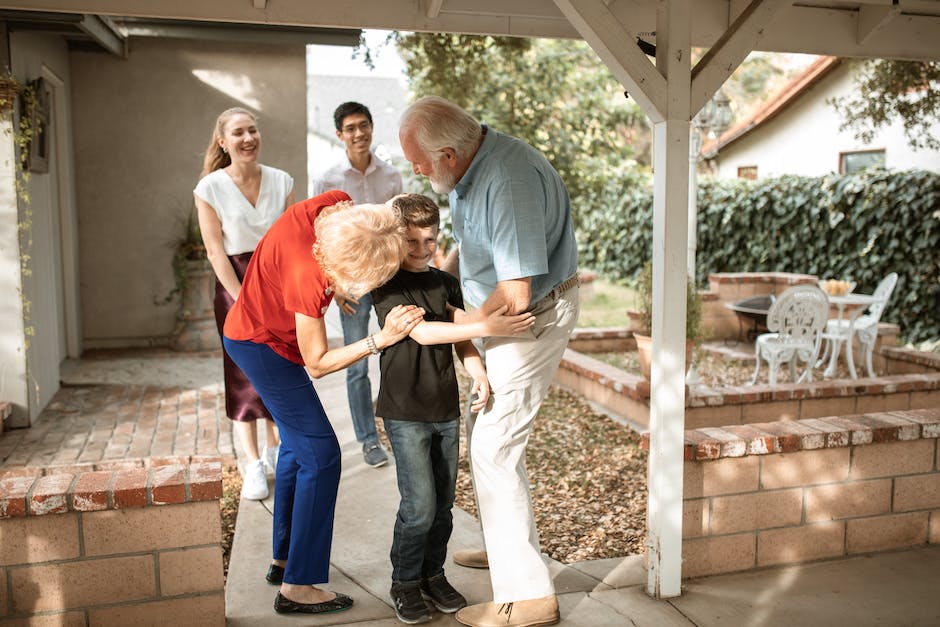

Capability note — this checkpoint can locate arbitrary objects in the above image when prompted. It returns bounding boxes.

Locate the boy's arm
[455,340,489,413]
[408,305,533,346]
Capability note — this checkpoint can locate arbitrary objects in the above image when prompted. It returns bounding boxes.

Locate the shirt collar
[343,150,376,175]
[454,125,495,199]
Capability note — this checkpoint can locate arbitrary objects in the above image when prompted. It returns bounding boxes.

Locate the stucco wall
[70,38,307,347]
[712,62,940,179]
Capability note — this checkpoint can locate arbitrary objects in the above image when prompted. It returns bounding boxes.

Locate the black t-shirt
[372,267,464,422]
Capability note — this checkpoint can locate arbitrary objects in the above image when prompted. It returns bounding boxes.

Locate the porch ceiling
[0,0,938,61]
[0,9,361,56]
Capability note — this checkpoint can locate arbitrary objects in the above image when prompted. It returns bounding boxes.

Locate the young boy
[371,194,534,624]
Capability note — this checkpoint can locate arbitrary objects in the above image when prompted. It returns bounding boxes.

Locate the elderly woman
[223,189,424,615]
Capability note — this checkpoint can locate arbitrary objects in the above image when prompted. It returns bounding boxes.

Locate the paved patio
[2,308,939,625]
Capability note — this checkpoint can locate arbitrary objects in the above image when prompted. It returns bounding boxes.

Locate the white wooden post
[646,0,691,599]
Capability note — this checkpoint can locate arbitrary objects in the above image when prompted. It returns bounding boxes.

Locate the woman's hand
[469,375,490,413]
[482,305,535,337]
[375,304,425,348]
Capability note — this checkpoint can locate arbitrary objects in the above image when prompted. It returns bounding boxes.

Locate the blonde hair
[201,107,257,177]
[314,202,406,298]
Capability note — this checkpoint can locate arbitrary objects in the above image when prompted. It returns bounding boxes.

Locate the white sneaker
[240,459,269,500]
[262,446,279,477]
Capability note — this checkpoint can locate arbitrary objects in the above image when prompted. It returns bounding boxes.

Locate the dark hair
[333,101,373,130]
[391,194,440,229]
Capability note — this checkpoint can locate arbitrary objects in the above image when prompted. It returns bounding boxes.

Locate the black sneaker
[420,573,467,613]
[390,582,432,624]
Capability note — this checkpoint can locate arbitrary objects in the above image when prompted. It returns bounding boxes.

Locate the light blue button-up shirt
[450,127,578,308]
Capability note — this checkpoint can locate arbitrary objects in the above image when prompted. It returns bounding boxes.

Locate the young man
[371,194,534,625]
[399,97,579,627]
[311,101,403,468]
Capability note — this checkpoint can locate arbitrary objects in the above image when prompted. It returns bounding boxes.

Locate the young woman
[194,107,294,500]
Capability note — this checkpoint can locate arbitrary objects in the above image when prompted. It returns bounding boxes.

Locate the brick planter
[0,459,224,624]
[641,408,940,578]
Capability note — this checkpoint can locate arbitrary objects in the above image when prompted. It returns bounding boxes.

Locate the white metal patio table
[823,293,877,379]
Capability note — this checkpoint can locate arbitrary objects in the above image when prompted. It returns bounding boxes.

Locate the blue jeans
[384,418,459,583]
[341,292,378,445]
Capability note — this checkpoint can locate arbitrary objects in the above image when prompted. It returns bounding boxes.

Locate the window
[737,165,757,180]
[840,149,884,175]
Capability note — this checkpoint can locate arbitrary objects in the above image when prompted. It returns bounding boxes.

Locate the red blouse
[224,190,351,364]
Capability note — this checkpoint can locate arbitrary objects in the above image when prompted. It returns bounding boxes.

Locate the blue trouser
[383,417,459,583]
[223,337,341,585]
[340,292,379,445]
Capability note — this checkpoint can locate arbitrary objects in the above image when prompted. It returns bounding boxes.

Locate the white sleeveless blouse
[193,165,294,255]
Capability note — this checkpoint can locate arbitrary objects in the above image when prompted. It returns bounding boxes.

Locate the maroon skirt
[214,252,273,423]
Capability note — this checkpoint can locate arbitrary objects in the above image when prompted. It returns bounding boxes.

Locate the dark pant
[223,337,341,585]
[383,417,459,583]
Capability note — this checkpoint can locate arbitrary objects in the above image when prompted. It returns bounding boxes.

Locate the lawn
[577,275,637,328]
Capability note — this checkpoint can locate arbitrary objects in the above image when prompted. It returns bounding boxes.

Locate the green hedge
[575,168,940,343]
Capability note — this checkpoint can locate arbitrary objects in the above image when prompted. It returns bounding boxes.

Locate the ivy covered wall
[576,168,940,343]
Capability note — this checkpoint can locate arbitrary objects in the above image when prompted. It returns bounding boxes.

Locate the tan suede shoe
[455,595,559,627]
[453,548,489,569]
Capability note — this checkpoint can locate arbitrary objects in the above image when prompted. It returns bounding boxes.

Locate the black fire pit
[725,294,775,342]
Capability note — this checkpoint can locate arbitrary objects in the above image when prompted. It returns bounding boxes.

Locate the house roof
[702,56,842,158]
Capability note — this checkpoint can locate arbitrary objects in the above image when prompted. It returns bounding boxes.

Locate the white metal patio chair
[817,272,898,379]
[750,284,829,385]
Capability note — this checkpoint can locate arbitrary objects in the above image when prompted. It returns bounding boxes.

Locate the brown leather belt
[543,273,580,302]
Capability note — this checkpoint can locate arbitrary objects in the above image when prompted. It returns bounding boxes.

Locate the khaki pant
[466,285,580,602]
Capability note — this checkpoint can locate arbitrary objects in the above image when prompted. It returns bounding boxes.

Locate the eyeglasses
[341,121,372,135]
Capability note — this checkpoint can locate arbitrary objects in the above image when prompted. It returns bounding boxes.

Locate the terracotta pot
[634,333,694,381]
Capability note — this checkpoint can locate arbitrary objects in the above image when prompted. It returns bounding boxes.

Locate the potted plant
[0,70,21,116]
[632,261,705,380]
[167,205,219,351]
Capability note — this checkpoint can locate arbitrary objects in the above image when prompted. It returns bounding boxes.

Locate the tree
[391,32,652,222]
[829,60,940,151]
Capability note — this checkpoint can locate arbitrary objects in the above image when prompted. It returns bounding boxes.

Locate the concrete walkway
[2,303,938,625]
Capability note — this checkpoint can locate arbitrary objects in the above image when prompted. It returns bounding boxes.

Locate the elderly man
[399,96,579,627]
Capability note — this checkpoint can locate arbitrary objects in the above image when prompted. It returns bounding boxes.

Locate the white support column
[646,0,692,600]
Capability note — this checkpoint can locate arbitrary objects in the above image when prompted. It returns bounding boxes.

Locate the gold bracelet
[366,334,380,355]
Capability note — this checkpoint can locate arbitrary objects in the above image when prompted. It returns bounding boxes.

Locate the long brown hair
[200,107,257,178]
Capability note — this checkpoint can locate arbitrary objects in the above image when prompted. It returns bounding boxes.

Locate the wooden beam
[553,0,667,122]
[252,0,266,9]
[77,14,126,57]
[858,2,900,45]
[758,4,940,61]
[426,0,443,19]
[691,0,792,117]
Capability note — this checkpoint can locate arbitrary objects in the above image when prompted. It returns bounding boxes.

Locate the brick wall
[0,459,224,624]
[704,272,818,341]
[642,409,940,578]
[557,346,940,431]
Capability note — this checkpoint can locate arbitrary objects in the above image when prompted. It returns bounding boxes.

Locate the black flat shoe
[266,564,284,585]
[274,591,354,614]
